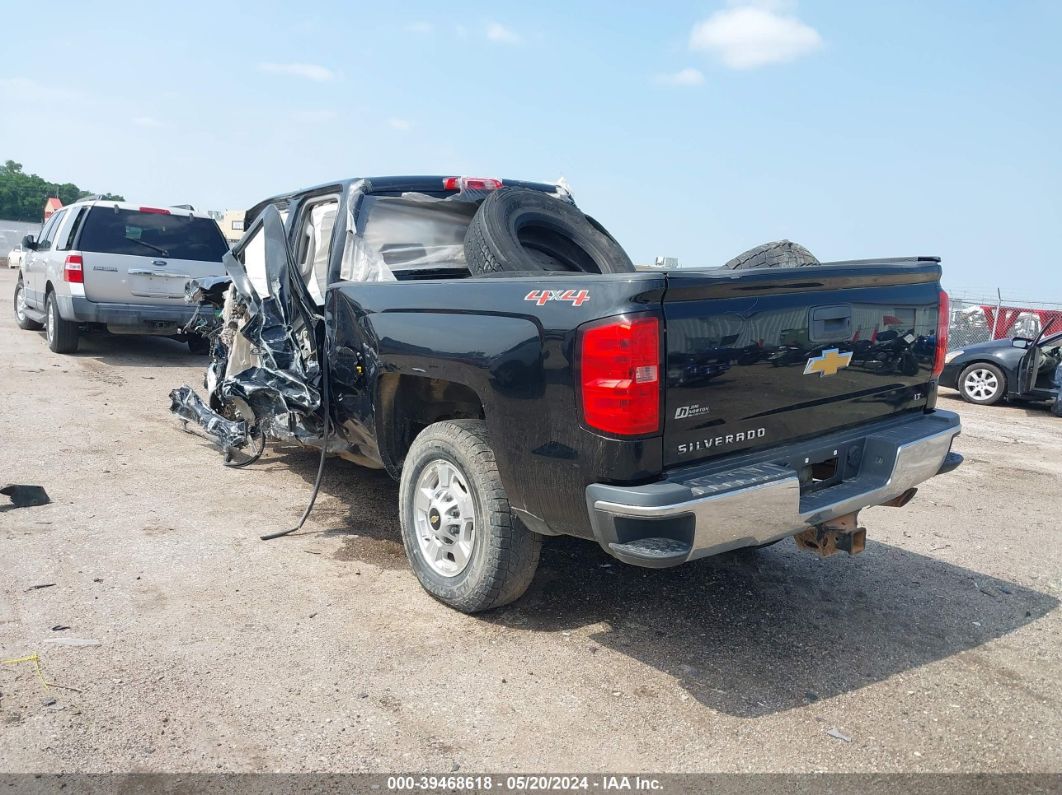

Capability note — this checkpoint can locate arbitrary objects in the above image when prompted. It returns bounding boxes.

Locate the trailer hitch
[794,512,866,557]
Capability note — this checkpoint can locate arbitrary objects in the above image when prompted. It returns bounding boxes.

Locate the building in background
[639,256,680,270]
[208,209,245,244]
[43,197,62,220]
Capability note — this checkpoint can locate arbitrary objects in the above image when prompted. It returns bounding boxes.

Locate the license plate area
[791,440,864,496]
[129,269,190,299]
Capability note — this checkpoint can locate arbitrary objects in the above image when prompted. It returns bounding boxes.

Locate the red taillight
[933,289,949,378]
[442,176,503,192]
[579,315,661,436]
[138,206,171,215]
[63,254,84,283]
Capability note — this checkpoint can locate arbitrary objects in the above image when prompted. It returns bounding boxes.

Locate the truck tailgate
[662,263,943,468]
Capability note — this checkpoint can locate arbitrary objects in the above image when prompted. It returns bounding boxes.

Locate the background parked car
[13,199,229,353]
[7,244,25,269]
[941,326,1061,406]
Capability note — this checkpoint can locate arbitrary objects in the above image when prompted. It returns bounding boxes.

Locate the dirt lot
[1,266,1060,774]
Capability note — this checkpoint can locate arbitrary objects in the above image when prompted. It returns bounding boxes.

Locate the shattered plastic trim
[170,204,327,459]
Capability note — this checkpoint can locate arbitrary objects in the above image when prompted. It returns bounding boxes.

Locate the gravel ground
[1,266,1059,774]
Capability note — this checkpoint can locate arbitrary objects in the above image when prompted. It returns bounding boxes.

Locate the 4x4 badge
[803,348,853,377]
[524,289,589,307]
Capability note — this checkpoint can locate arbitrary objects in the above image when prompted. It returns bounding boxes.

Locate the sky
[1,0,1059,298]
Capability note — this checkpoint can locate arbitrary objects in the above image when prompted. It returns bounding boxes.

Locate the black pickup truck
[172,175,962,613]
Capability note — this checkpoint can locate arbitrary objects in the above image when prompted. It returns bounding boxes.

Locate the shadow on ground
[65,330,203,368]
[939,390,1057,418]
[267,446,1058,718]
[490,536,1057,717]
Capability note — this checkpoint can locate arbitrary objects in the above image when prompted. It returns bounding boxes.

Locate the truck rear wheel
[45,291,79,354]
[398,419,541,613]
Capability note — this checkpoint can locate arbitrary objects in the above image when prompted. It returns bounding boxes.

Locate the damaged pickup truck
[171,175,962,613]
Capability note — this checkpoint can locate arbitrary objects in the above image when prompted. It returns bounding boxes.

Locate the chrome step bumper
[585,410,962,568]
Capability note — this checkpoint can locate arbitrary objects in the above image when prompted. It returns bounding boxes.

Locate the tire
[958,362,1006,405]
[398,419,542,613]
[45,291,79,354]
[723,240,820,270]
[13,278,43,330]
[464,187,635,276]
[187,335,210,355]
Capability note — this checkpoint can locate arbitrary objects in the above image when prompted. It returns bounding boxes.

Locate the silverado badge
[803,348,853,377]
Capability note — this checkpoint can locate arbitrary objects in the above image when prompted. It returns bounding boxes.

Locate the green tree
[0,161,124,222]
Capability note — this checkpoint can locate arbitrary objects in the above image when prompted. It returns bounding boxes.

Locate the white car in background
[7,244,25,269]
[12,199,229,354]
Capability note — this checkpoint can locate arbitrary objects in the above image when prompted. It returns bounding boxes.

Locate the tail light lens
[442,176,503,192]
[579,315,661,436]
[138,206,171,215]
[63,254,84,284]
[932,289,949,377]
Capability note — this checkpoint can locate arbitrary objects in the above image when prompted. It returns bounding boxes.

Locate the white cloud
[387,117,412,131]
[406,21,433,34]
[257,62,335,82]
[485,22,520,44]
[655,67,705,87]
[689,5,822,69]
[132,116,163,128]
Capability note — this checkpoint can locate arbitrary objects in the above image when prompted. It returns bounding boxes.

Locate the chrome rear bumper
[585,410,962,568]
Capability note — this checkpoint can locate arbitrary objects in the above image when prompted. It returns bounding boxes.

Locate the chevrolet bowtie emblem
[803,348,853,377]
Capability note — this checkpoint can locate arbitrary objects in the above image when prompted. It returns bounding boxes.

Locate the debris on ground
[1,653,82,693]
[25,583,56,591]
[826,727,853,743]
[42,638,100,647]
[0,484,51,511]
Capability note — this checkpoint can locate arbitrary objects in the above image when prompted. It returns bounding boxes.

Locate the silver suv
[12,199,229,353]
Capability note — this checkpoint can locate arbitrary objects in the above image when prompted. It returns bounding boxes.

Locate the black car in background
[940,325,1061,407]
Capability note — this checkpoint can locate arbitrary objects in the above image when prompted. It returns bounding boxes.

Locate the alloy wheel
[963,368,999,401]
[413,459,476,577]
[15,283,26,322]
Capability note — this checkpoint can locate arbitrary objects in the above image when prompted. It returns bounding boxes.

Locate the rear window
[79,208,228,262]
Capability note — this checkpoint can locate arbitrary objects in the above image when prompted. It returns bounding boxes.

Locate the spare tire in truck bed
[723,240,820,270]
[464,187,635,275]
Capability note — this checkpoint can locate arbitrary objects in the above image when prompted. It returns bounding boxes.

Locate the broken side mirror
[21,234,36,250]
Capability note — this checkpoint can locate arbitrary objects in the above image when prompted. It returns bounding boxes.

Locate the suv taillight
[932,289,949,378]
[579,315,661,436]
[63,254,84,284]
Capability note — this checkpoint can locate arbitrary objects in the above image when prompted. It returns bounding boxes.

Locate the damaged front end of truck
[169,205,327,467]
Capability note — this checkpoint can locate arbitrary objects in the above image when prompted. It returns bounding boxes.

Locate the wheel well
[376,374,485,477]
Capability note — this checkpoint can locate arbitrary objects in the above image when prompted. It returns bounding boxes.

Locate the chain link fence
[947,290,1062,350]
